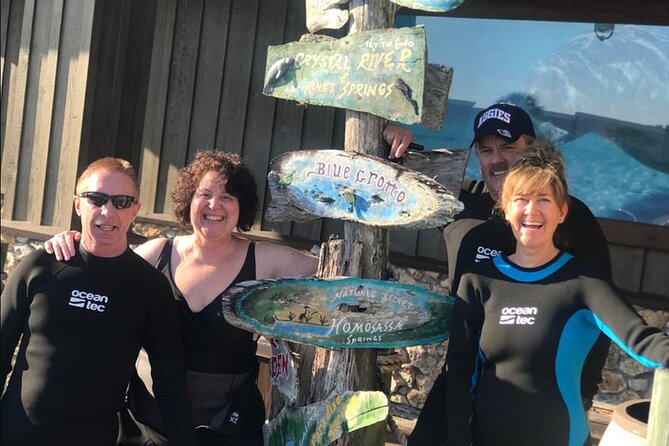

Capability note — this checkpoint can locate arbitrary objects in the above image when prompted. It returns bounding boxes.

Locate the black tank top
[156,239,258,374]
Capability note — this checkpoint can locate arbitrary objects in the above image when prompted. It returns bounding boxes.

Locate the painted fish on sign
[264,391,388,446]
[221,277,455,349]
[263,26,426,125]
[265,150,463,230]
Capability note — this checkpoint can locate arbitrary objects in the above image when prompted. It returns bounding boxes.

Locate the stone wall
[2,223,667,415]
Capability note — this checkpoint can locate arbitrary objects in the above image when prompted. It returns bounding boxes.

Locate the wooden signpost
[263,26,426,125]
[258,1,467,444]
[222,277,455,349]
[265,150,464,230]
[264,391,388,446]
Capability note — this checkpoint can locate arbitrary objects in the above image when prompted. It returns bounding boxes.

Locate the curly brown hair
[171,150,258,231]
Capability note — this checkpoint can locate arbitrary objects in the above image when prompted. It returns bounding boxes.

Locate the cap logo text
[478,108,511,128]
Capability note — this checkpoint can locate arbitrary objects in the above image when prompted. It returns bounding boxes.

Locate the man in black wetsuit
[1,158,195,446]
[385,104,611,445]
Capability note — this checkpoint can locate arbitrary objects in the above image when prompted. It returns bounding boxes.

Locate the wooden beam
[138,0,177,214]
[1,0,35,220]
[50,0,96,228]
[646,368,669,446]
[25,0,64,224]
[598,218,669,252]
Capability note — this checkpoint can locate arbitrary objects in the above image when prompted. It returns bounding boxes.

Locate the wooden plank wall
[1,0,97,228]
[0,0,155,228]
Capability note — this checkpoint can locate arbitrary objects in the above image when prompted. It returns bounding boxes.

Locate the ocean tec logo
[475,245,502,262]
[499,306,537,325]
[69,289,109,312]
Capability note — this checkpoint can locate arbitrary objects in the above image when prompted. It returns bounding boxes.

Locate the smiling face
[476,134,530,201]
[74,169,140,257]
[189,171,240,242]
[504,183,568,253]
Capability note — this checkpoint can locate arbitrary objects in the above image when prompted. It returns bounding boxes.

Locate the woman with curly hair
[46,150,318,445]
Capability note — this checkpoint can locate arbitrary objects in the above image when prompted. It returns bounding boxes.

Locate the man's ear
[130,202,141,221]
[73,195,82,217]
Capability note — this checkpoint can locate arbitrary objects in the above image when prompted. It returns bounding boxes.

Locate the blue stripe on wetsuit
[555,310,600,446]
[494,252,573,282]
[592,314,663,368]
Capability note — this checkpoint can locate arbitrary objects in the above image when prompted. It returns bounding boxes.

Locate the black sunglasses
[80,191,137,209]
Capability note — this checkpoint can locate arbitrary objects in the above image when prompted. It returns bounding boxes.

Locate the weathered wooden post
[645,368,669,446]
[336,2,396,444]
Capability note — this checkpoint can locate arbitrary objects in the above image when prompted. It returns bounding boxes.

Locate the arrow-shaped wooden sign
[221,276,455,349]
[265,149,464,230]
[263,26,426,125]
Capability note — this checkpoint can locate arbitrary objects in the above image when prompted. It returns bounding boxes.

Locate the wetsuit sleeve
[1,251,41,388]
[142,277,196,446]
[578,275,669,368]
[445,274,484,446]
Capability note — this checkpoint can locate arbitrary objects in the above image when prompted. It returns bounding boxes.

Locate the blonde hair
[498,140,570,216]
[75,157,139,196]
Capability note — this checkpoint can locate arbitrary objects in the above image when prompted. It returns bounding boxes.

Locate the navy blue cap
[471,103,536,147]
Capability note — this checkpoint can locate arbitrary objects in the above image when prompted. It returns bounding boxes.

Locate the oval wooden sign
[221,277,455,349]
[265,150,464,230]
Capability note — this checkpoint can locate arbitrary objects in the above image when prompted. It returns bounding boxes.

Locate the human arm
[255,242,318,280]
[580,272,669,368]
[43,231,166,266]
[383,124,414,159]
[1,251,42,390]
[445,274,485,446]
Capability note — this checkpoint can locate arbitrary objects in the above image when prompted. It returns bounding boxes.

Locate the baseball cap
[470,103,536,147]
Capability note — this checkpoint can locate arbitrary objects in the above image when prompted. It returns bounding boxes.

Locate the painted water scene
[222,277,455,349]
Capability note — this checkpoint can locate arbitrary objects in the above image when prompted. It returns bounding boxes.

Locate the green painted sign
[264,391,388,446]
[221,277,455,349]
[263,27,426,125]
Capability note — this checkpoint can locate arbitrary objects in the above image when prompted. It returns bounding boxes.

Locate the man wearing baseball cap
[385,104,611,445]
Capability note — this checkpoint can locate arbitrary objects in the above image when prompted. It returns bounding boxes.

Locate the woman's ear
[559,202,569,224]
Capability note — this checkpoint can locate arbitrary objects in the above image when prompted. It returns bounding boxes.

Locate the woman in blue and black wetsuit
[446,142,669,446]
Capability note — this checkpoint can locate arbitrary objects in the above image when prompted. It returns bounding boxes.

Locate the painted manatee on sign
[264,390,388,446]
[265,150,463,230]
[389,0,465,12]
[263,26,426,125]
[221,277,455,349]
